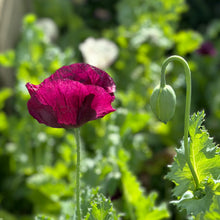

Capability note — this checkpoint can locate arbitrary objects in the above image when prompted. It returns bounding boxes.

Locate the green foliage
[33,187,119,220]
[116,0,186,27]
[2,0,220,219]
[203,196,220,219]
[166,111,220,218]
[0,88,12,109]
[34,0,73,27]
[14,14,74,87]
[0,50,15,67]
[118,149,170,220]
[0,88,12,131]
[83,188,119,220]
[174,31,203,55]
[0,210,16,220]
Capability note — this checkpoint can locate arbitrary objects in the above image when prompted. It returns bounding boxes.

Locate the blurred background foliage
[0,0,220,219]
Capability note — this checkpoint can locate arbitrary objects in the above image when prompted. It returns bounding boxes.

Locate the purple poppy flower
[196,41,217,56]
[26,63,116,128]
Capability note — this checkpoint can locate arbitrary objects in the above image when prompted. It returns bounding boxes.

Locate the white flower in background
[79,37,118,69]
[36,18,59,43]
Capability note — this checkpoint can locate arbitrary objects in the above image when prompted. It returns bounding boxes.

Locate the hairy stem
[161,55,199,189]
[75,128,81,220]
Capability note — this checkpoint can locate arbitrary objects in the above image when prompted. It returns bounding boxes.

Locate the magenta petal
[26,83,40,96]
[48,63,116,95]
[77,85,116,126]
[26,79,115,128]
[26,80,87,128]
[26,63,116,128]
[27,83,63,128]
[53,80,86,127]
[27,98,62,128]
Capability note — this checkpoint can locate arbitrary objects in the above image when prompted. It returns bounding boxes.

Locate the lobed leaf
[166,111,220,216]
[82,188,119,220]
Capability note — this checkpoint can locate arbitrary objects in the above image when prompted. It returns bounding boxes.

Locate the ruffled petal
[26,80,87,128]
[53,80,86,127]
[26,83,39,96]
[27,98,62,128]
[77,85,115,126]
[26,63,116,128]
[48,63,116,95]
[26,82,63,127]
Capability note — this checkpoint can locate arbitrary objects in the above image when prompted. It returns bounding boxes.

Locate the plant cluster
[0,0,220,219]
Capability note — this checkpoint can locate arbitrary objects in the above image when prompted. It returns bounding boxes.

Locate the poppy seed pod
[150,84,176,123]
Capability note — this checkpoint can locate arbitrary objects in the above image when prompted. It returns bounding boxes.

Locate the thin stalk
[161,55,199,189]
[75,128,81,220]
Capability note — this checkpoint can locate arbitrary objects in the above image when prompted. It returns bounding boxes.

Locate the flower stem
[161,55,199,189]
[75,128,81,220]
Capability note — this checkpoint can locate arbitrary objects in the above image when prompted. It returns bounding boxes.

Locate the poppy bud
[150,84,176,123]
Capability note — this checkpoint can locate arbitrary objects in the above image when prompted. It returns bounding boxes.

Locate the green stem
[161,55,199,189]
[75,128,81,220]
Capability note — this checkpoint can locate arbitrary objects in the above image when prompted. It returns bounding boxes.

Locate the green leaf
[27,173,72,214]
[166,111,220,216]
[0,88,12,109]
[174,30,203,55]
[0,112,8,131]
[189,113,220,181]
[82,187,119,220]
[0,50,15,67]
[171,180,215,215]
[84,194,116,220]
[118,149,170,220]
[203,194,220,219]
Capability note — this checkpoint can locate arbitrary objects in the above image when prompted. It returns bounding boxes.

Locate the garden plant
[1,0,220,219]
[25,53,220,220]
[151,55,220,219]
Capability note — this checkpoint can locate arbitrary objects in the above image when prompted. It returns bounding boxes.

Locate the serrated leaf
[189,112,220,181]
[166,141,192,197]
[118,149,170,220]
[84,191,118,220]
[166,111,220,216]
[171,180,214,215]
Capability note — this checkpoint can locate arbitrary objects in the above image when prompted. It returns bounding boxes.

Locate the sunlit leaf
[0,50,15,67]
[118,149,170,220]
[166,111,220,216]
[0,88,12,109]
[174,31,203,55]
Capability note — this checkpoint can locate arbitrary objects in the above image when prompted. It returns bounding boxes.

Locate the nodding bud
[150,84,176,123]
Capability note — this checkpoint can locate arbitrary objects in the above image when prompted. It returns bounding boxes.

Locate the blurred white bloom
[36,18,59,43]
[131,25,172,49]
[79,37,118,69]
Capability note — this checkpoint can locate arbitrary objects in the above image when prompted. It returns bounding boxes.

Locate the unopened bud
[150,84,176,123]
